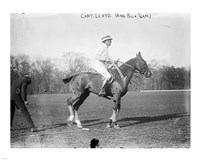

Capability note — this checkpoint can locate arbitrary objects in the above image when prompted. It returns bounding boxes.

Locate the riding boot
[98,79,109,96]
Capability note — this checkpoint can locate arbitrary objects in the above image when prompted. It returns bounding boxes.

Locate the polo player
[94,35,125,96]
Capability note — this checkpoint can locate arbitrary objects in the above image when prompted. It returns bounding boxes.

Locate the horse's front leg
[107,96,121,129]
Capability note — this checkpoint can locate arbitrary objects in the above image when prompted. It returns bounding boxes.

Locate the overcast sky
[11,13,190,67]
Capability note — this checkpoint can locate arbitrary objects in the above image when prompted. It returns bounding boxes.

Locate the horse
[63,52,152,129]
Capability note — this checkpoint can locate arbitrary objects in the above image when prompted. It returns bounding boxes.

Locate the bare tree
[62,51,94,76]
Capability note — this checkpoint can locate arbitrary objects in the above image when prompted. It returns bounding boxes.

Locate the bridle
[118,60,141,75]
[108,58,150,87]
[109,58,149,79]
[117,60,151,83]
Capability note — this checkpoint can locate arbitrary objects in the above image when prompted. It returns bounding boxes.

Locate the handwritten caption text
[81,13,152,19]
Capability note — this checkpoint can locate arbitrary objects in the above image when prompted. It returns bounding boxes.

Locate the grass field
[11,91,190,148]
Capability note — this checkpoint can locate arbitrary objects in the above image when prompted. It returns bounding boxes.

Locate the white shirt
[95,43,111,62]
[93,43,112,79]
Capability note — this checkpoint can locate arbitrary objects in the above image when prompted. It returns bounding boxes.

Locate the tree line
[130,59,190,91]
[11,52,190,94]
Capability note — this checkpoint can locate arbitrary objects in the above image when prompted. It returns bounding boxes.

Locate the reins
[118,60,140,74]
[109,59,144,86]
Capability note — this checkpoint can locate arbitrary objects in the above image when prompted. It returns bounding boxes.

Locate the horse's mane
[119,57,137,71]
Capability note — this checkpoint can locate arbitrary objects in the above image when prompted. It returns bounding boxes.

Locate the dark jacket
[11,77,31,101]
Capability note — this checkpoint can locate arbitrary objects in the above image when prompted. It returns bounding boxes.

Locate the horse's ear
[138,52,141,57]
[136,52,141,59]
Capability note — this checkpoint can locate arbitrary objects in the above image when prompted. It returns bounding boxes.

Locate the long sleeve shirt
[95,43,112,62]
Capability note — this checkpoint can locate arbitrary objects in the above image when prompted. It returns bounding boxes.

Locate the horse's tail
[63,76,73,84]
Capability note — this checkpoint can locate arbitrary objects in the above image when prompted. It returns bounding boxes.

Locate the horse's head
[135,52,152,78]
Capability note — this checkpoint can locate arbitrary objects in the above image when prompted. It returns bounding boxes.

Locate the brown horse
[63,52,151,129]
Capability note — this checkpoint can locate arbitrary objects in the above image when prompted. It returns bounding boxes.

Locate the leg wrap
[68,115,74,121]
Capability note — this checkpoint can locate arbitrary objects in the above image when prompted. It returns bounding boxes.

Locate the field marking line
[140,89,190,92]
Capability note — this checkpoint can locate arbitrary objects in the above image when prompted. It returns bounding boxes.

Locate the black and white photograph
[2,0,200,159]
[10,13,190,149]
[3,0,200,160]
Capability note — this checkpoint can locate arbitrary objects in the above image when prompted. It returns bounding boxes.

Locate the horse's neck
[120,58,137,84]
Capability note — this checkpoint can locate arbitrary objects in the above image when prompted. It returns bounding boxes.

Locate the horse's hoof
[77,124,83,129]
[106,123,112,128]
[113,124,121,129]
[106,119,113,128]
[67,119,73,126]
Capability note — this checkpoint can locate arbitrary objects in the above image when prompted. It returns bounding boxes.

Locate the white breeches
[94,60,111,80]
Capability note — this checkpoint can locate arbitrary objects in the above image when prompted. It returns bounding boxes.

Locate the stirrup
[98,89,106,96]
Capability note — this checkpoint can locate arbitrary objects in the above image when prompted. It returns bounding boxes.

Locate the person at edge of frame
[11,74,36,132]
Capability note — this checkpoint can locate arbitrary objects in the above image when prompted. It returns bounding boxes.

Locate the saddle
[107,64,127,88]
[107,66,126,85]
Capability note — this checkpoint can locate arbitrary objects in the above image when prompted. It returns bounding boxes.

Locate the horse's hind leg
[73,90,90,128]
[66,94,80,124]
